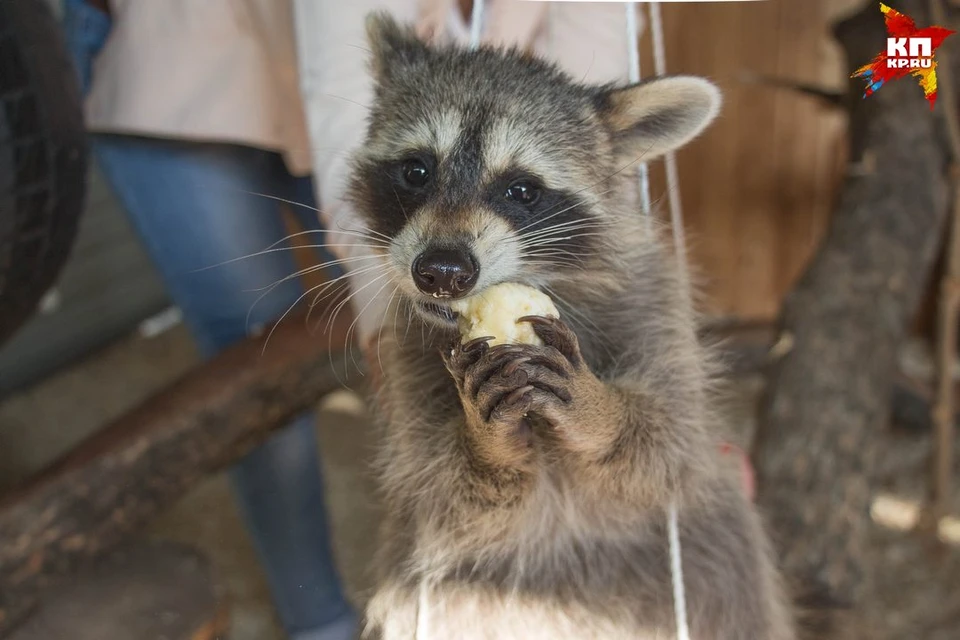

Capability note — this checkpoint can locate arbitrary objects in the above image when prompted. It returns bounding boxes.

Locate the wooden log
[750,0,953,621]
[5,542,228,640]
[0,310,356,636]
[703,319,960,433]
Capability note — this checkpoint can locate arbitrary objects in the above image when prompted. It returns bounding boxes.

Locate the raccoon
[348,13,795,640]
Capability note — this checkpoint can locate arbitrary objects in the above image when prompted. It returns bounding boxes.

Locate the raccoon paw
[442,324,611,464]
[442,339,544,458]
[444,340,534,419]
[516,315,585,369]
[509,317,620,450]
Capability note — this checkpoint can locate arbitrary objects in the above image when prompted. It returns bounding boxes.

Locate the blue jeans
[63,3,356,633]
[93,135,355,638]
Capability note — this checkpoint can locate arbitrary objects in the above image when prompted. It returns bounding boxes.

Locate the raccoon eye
[505,181,541,206]
[402,159,430,188]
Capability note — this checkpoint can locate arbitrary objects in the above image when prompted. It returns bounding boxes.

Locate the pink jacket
[87,0,315,174]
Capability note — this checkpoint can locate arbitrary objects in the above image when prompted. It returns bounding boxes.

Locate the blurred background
[0,0,858,395]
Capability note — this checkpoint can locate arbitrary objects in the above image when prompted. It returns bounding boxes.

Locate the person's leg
[93,135,356,639]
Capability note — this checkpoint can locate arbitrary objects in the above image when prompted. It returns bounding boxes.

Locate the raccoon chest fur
[368,583,670,640]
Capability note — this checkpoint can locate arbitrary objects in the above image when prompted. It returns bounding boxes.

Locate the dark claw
[518,361,573,403]
[517,315,555,326]
[462,335,495,352]
[502,356,531,378]
[484,384,535,422]
[517,315,581,365]
[521,352,571,379]
[442,336,489,382]
[504,385,534,405]
[466,345,532,399]
[532,381,571,403]
[489,344,529,356]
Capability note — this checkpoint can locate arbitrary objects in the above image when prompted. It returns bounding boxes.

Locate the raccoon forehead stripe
[481,119,578,189]
[368,110,463,159]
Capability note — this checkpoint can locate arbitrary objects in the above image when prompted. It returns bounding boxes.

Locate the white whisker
[513,188,615,235]
[324,269,396,337]
[380,285,402,372]
[320,272,398,379]
[244,254,384,292]
[309,263,391,309]
[334,219,393,242]
[243,191,328,216]
[345,276,398,376]
[245,260,388,333]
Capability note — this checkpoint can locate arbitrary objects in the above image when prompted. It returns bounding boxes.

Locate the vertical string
[649,1,690,291]
[470,0,485,49]
[633,3,691,639]
[667,502,691,640]
[625,3,653,230]
[625,2,641,82]
[416,580,430,639]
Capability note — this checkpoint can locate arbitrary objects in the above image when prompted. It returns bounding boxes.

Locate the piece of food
[450,282,559,346]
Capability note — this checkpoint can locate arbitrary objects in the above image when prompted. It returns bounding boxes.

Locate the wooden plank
[651,0,846,321]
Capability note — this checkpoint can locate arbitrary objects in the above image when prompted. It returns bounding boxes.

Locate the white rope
[625,3,653,230]
[627,3,691,639]
[469,0,485,49]
[667,502,691,640]
[649,1,690,291]
[416,580,431,638]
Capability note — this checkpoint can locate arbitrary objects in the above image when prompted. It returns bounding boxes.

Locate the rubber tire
[0,0,88,347]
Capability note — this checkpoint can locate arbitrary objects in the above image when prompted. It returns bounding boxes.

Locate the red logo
[851,3,955,109]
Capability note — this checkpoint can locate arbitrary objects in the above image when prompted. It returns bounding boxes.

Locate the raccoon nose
[412,248,479,298]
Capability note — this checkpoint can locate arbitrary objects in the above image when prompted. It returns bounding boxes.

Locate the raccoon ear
[596,76,721,162]
[365,12,430,83]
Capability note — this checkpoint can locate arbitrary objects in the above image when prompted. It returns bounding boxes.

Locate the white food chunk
[449,283,559,346]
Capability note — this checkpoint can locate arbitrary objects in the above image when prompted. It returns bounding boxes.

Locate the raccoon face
[348,13,721,329]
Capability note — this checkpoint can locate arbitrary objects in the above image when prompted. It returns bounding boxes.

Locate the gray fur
[349,13,795,640]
